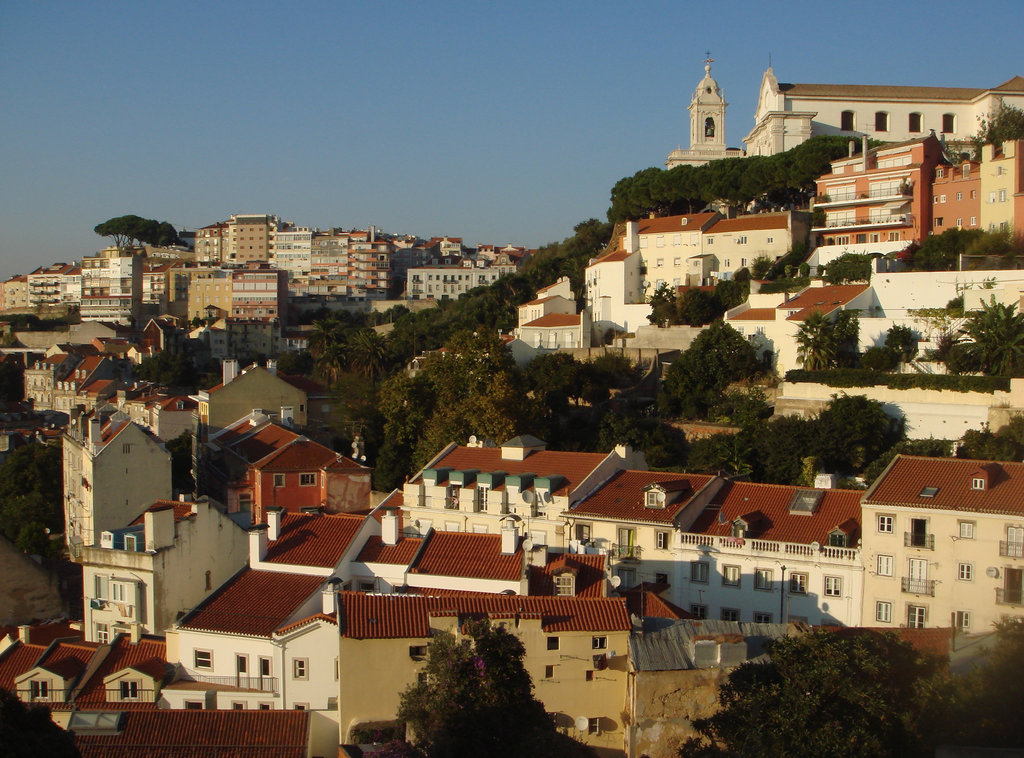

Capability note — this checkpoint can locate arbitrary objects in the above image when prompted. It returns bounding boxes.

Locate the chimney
[222,358,239,386]
[501,523,519,555]
[266,359,277,376]
[370,225,376,242]
[322,577,342,614]
[249,524,268,566]
[144,506,175,551]
[89,416,102,452]
[17,625,30,644]
[267,506,283,541]
[381,508,399,546]
[129,623,141,644]
[862,135,868,172]
[848,139,855,157]
[624,221,639,254]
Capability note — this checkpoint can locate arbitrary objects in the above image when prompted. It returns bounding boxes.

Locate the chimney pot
[267,507,283,541]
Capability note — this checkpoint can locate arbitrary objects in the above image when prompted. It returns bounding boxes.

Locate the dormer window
[643,485,667,509]
[827,530,849,548]
[554,573,575,597]
[731,520,747,538]
[972,476,986,491]
[919,486,939,498]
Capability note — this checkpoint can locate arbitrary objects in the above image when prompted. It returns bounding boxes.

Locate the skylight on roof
[919,486,939,498]
[788,489,824,515]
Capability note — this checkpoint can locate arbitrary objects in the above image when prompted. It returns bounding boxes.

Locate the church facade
[666,59,745,168]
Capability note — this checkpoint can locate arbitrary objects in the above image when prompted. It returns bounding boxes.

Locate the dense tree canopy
[680,629,947,758]
[0,443,63,555]
[94,215,179,249]
[0,688,80,757]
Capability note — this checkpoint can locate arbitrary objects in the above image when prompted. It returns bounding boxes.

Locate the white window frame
[789,572,808,594]
[877,514,894,534]
[194,650,213,669]
[293,658,308,680]
[876,601,892,623]
[958,563,973,581]
[722,565,741,587]
[691,561,709,584]
[656,531,669,550]
[824,576,842,597]
[877,554,894,577]
[754,568,773,591]
[299,472,316,487]
[959,521,975,539]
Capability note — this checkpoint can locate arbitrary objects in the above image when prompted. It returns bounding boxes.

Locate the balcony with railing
[1000,541,1024,558]
[996,588,1022,606]
[677,532,860,562]
[901,577,936,596]
[813,214,914,232]
[904,532,935,550]
[814,186,912,208]
[179,674,278,693]
[611,543,642,560]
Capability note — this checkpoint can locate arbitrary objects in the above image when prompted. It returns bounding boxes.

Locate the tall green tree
[347,329,387,381]
[796,312,838,371]
[680,629,947,758]
[397,620,588,758]
[0,443,63,552]
[960,298,1024,376]
[94,215,179,249]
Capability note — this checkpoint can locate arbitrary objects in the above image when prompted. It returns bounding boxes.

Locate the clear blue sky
[1,0,1021,281]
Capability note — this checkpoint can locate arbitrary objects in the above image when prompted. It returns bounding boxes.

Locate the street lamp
[779,564,787,622]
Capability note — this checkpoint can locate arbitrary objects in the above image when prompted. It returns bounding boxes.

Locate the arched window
[704,117,715,138]
[908,112,922,133]
[841,111,855,131]
[942,113,956,133]
[875,111,889,132]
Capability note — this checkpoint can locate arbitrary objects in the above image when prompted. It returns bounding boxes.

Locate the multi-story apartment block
[142,261,184,311]
[347,234,394,300]
[861,455,1024,633]
[272,225,313,279]
[29,353,119,414]
[80,247,144,323]
[585,245,650,335]
[931,160,981,234]
[1,275,29,312]
[81,499,249,642]
[231,263,288,325]
[63,410,172,556]
[27,263,80,309]
[309,231,349,284]
[814,134,945,247]
[193,221,227,263]
[406,255,517,300]
[225,214,278,264]
[980,139,1024,234]
[701,213,808,281]
[186,267,233,321]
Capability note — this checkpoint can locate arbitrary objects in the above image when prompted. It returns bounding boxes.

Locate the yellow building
[980,139,1024,234]
[186,269,233,321]
[861,454,1024,632]
[336,592,631,756]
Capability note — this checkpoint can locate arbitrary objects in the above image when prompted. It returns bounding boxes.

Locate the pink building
[230,263,288,326]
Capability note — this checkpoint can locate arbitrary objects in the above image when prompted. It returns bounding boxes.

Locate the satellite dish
[522,538,534,551]
[541,491,553,503]
[986,566,1000,579]
[610,575,622,588]
[810,541,821,551]
[575,716,589,732]
[521,490,535,504]
[657,491,666,504]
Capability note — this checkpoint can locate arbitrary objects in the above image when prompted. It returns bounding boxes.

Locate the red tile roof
[590,248,632,265]
[218,423,299,463]
[73,710,310,758]
[865,455,1024,515]
[35,640,100,681]
[623,586,693,620]
[417,445,607,496]
[523,313,581,328]
[338,592,630,639]
[274,613,337,637]
[264,512,365,568]
[130,500,196,526]
[178,569,325,637]
[569,470,715,523]
[689,481,862,545]
[356,535,423,565]
[409,532,522,581]
[529,553,606,597]
[73,637,169,707]
[638,213,719,234]
[0,642,47,692]
[0,620,80,647]
[252,438,340,472]
[728,307,777,321]
[778,284,869,321]
[707,214,790,233]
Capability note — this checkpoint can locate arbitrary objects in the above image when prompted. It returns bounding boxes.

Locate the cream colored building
[980,139,1024,233]
[80,246,143,323]
[746,69,1024,157]
[1,276,29,312]
[63,412,172,556]
[226,213,278,264]
[336,592,631,755]
[81,499,249,642]
[585,247,651,337]
[632,213,720,289]
[861,455,1024,632]
[186,268,233,321]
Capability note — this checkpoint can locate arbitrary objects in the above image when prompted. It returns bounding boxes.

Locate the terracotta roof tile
[417,446,607,496]
[569,470,715,523]
[689,481,862,545]
[263,512,365,567]
[274,613,337,637]
[865,455,1024,515]
[178,569,325,637]
[523,314,580,328]
[728,307,777,321]
[218,423,299,463]
[638,213,719,234]
[781,82,985,100]
[73,710,310,758]
[356,535,423,565]
[623,586,693,620]
[529,553,606,597]
[779,284,869,321]
[0,621,80,647]
[253,438,341,472]
[338,592,630,639]
[410,532,522,581]
[278,373,326,395]
[130,500,195,526]
[707,214,790,233]
[73,637,169,707]
[0,642,47,691]
[35,640,100,681]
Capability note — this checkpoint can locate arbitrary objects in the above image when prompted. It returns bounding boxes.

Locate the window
[293,659,308,680]
[691,561,709,583]
[545,665,554,678]
[999,189,1007,203]
[754,569,773,591]
[972,476,985,490]
[588,717,601,735]
[875,111,889,131]
[908,605,927,628]
[690,604,707,619]
[876,601,892,623]
[554,574,575,597]
[877,515,894,533]
[956,192,962,201]
[958,563,974,581]
[259,657,271,677]
[841,110,855,131]
[574,522,591,542]
[753,612,772,624]
[736,237,748,245]
[592,636,607,650]
[942,113,955,133]
[723,565,740,587]
[119,680,140,700]
[789,573,808,594]
[185,701,203,710]
[656,531,669,550]
[954,611,971,630]
[232,702,245,710]
[721,608,739,622]
[959,521,975,539]
[299,473,316,486]
[273,473,285,487]
[547,636,559,651]
[936,168,944,179]
[877,555,894,577]
[29,680,49,701]
[95,623,109,644]
[824,576,842,597]
[908,112,922,132]
[194,650,212,669]
[585,670,594,682]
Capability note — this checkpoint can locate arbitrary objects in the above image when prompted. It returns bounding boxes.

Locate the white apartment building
[79,247,143,323]
[272,226,313,279]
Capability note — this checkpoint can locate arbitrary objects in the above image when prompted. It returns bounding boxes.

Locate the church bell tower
[688,55,727,152]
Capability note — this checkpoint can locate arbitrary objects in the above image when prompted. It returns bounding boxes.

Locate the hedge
[783,368,1010,394]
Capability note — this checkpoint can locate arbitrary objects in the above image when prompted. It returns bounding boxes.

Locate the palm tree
[308,318,341,358]
[315,342,348,386]
[347,329,387,382]
[796,312,837,371]
[961,299,1024,376]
